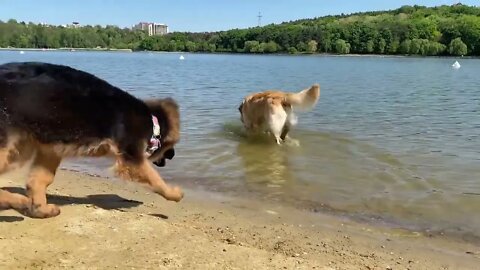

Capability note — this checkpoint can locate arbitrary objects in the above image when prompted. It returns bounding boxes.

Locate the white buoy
[452,61,461,69]
[19,50,25,54]
[179,55,185,60]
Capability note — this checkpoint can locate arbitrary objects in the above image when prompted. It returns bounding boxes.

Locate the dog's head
[144,98,180,167]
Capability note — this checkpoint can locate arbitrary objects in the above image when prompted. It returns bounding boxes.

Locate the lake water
[1,51,479,242]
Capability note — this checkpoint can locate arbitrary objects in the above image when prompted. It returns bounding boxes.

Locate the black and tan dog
[0,62,183,218]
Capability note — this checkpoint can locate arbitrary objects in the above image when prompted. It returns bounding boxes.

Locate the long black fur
[0,62,173,166]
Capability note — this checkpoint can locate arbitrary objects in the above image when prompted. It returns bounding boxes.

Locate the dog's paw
[155,187,183,202]
[164,186,184,202]
[26,204,61,219]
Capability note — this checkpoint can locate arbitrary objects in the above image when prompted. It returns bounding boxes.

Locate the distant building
[134,22,151,32]
[153,23,168,35]
[39,22,52,27]
[133,22,168,36]
[64,22,81,29]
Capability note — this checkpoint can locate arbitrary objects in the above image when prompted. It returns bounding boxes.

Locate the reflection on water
[2,51,479,243]
[237,137,294,187]
[219,123,480,242]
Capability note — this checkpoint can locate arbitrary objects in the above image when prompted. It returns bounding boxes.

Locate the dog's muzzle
[153,148,175,167]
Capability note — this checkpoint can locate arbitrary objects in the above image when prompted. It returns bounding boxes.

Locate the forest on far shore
[1,4,479,56]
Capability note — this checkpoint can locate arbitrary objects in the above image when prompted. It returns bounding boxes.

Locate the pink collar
[146,115,161,155]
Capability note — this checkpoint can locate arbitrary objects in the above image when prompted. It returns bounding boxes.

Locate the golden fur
[239,84,320,144]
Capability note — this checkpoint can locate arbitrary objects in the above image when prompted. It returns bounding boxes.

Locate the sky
[0,0,478,32]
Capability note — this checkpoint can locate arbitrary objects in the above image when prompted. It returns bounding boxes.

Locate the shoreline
[0,47,133,52]
[1,168,479,269]
[62,166,480,247]
[2,47,476,59]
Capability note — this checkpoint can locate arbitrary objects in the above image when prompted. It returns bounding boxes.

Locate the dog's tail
[284,84,320,111]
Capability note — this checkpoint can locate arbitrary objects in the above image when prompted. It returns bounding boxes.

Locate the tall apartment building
[133,22,168,36]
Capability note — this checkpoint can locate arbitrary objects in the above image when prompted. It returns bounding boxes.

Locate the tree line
[1,4,479,56]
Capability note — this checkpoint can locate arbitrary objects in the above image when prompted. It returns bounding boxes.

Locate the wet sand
[1,169,479,269]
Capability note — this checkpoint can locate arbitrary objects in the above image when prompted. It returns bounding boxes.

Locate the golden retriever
[238,84,320,144]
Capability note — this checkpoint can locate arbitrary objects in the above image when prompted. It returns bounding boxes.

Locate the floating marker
[452,61,461,69]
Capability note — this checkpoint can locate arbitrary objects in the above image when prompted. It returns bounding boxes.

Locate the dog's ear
[144,98,180,145]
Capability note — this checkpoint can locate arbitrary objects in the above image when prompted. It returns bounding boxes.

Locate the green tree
[264,41,278,53]
[208,43,216,52]
[377,38,387,54]
[244,40,260,53]
[257,42,266,53]
[185,41,197,52]
[167,40,177,51]
[296,41,307,52]
[176,41,185,51]
[307,40,318,53]
[399,39,412,54]
[320,34,333,53]
[449,37,468,55]
[426,41,446,55]
[409,39,422,54]
[388,39,400,54]
[288,47,298,54]
[366,40,375,53]
[335,39,350,54]
[2,4,480,55]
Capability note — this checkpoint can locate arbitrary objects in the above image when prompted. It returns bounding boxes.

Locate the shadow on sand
[0,187,145,222]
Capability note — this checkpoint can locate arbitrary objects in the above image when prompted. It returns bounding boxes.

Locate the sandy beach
[0,168,478,270]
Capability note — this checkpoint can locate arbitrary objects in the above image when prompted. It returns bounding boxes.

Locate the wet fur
[0,62,183,218]
[239,84,320,144]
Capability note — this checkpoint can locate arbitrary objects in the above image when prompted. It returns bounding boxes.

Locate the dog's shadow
[0,187,146,222]
[0,215,24,222]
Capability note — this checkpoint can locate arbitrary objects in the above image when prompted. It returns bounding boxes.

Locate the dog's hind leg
[0,146,30,211]
[268,110,287,145]
[281,110,300,146]
[24,148,61,218]
[280,124,290,141]
[0,189,30,210]
[1,149,30,211]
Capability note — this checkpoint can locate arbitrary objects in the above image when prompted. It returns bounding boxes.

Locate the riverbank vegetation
[1,4,479,56]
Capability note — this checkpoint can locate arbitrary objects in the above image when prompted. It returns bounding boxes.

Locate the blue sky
[0,0,478,32]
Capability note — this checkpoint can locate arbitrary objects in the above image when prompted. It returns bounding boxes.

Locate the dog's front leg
[115,159,183,202]
[140,161,183,201]
[25,150,61,218]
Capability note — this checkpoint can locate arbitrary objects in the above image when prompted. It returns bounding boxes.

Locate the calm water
[1,51,479,241]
